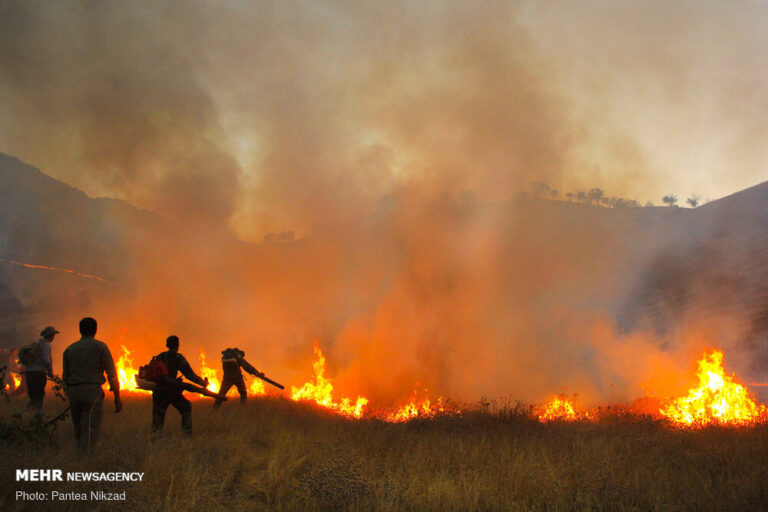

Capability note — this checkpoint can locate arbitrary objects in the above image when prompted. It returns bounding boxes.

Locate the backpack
[135,356,169,390]
[18,342,39,367]
[221,347,243,364]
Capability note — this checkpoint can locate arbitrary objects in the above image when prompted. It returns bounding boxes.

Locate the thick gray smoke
[3,1,767,234]
[0,2,240,228]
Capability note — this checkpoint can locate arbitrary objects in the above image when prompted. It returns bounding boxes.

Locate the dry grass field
[2,394,768,511]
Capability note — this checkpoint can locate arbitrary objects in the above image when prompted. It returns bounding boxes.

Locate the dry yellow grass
[2,394,768,511]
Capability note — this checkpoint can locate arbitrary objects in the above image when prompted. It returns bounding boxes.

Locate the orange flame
[660,350,768,427]
[108,340,457,421]
[249,378,266,396]
[11,373,21,389]
[111,343,267,399]
[290,342,368,418]
[386,393,446,422]
[114,345,150,395]
[198,350,222,394]
[537,395,592,422]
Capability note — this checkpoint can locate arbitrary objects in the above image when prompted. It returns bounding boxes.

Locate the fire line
[0,257,108,282]
[92,339,768,427]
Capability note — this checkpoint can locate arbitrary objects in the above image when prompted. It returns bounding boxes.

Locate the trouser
[25,371,47,411]
[66,384,104,454]
[213,372,246,408]
[152,389,192,434]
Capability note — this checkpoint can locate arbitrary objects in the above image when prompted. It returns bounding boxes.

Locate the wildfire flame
[537,395,593,422]
[199,350,222,393]
[114,345,149,394]
[95,341,768,427]
[249,378,266,396]
[660,350,768,427]
[386,393,446,422]
[6,372,22,390]
[538,396,577,422]
[106,340,456,421]
[290,342,368,418]
[112,343,267,399]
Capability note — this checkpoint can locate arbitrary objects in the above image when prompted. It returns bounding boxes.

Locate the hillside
[2,153,768,402]
[0,153,251,348]
[619,181,768,371]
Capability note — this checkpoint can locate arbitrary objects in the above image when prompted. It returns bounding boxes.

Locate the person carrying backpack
[151,335,209,435]
[21,325,58,411]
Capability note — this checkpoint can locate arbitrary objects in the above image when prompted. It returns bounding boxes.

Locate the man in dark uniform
[62,317,122,454]
[152,335,208,435]
[213,347,264,409]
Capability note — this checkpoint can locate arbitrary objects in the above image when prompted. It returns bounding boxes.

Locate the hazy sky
[1,1,767,239]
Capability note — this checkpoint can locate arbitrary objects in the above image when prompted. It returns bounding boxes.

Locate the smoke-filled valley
[3,152,768,411]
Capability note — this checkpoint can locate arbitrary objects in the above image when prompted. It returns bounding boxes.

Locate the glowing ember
[660,350,768,427]
[290,342,368,418]
[537,395,592,422]
[386,394,446,422]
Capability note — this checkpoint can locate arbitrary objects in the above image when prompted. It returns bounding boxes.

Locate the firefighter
[152,335,208,435]
[213,347,264,409]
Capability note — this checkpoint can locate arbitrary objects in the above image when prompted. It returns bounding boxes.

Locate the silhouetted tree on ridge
[662,194,678,207]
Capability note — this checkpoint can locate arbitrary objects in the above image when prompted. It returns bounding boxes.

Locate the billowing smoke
[0,1,589,235]
[0,1,239,228]
[1,1,767,407]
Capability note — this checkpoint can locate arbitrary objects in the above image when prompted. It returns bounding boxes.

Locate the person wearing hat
[24,325,58,410]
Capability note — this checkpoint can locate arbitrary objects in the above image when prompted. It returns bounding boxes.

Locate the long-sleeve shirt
[157,351,205,386]
[62,336,119,391]
[221,348,260,378]
[25,338,53,375]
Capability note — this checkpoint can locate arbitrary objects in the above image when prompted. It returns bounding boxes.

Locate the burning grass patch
[1,395,768,511]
